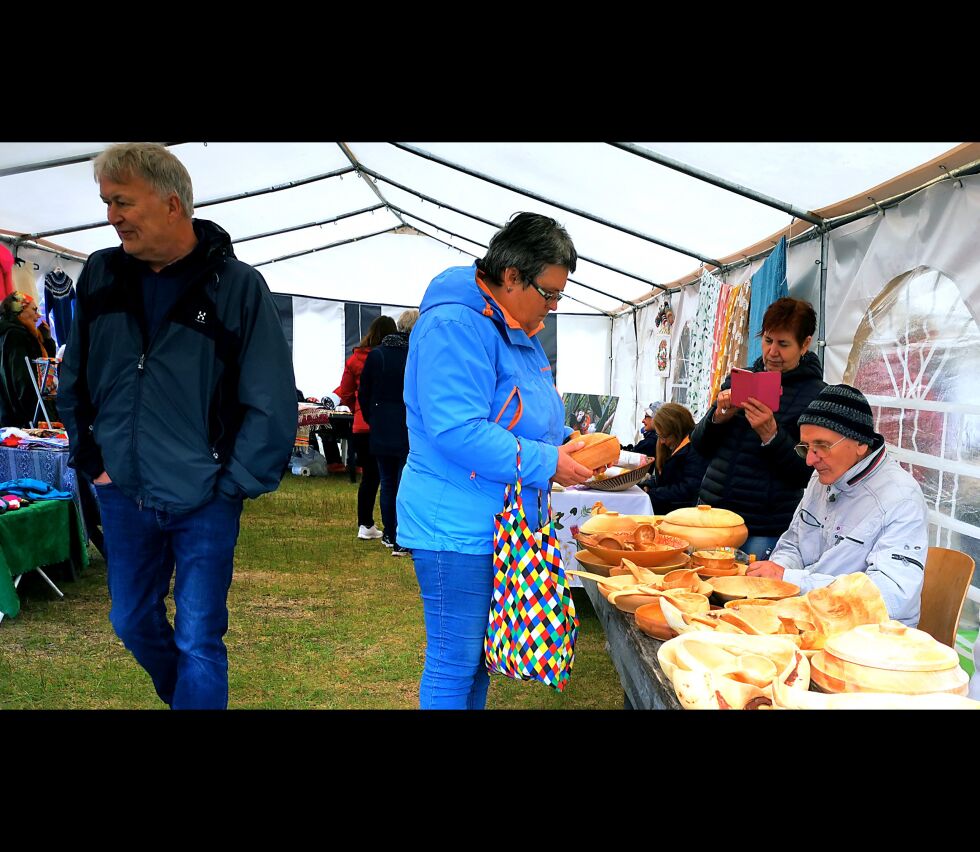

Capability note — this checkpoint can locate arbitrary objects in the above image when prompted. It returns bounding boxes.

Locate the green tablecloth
[0,500,88,618]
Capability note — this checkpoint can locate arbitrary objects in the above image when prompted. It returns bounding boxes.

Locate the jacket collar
[826,443,887,498]
[476,279,543,341]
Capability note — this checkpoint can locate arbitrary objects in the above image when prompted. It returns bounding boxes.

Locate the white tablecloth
[552,485,652,588]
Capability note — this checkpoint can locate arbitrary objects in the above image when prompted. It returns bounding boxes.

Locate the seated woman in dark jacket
[0,291,57,427]
[641,402,709,514]
[622,400,663,457]
[690,297,826,560]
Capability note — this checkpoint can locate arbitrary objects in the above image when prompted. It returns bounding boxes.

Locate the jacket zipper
[133,353,146,509]
[891,553,924,570]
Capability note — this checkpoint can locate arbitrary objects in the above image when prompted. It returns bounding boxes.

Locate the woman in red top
[335,315,397,539]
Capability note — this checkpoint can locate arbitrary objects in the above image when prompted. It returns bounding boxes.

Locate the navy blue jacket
[644,439,710,515]
[690,352,825,537]
[58,219,297,514]
[358,331,410,457]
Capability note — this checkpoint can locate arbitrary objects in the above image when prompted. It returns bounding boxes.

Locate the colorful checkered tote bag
[485,441,579,691]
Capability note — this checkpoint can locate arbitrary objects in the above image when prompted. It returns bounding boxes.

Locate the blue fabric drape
[746,236,788,364]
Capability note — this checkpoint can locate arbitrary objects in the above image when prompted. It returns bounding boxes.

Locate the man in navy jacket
[59,143,296,709]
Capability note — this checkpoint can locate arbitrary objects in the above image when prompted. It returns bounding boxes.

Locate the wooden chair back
[917,547,975,648]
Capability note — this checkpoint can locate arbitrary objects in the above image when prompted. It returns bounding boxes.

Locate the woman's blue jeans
[95,483,243,710]
[413,549,494,710]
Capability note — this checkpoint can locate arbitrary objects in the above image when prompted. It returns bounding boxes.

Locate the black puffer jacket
[58,219,297,514]
[0,319,56,427]
[690,352,825,537]
[358,331,410,457]
[643,438,710,515]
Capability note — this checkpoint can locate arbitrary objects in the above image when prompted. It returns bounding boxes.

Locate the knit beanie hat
[797,384,883,448]
[644,400,665,419]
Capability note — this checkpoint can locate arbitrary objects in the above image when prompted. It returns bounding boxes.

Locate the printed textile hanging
[686,269,724,421]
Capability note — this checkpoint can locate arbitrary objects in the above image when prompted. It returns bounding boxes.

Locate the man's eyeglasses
[794,435,847,460]
[527,279,564,304]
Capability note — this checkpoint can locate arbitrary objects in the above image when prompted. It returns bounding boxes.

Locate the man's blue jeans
[95,484,243,710]
[413,549,494,710]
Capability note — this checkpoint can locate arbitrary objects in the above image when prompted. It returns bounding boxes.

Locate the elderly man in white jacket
[747,384,928,626]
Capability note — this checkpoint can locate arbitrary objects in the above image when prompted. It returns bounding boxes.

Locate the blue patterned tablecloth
[0,445,84,537]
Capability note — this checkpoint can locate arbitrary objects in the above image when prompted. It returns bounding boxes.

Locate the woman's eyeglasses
[526,278,564,304]
[794,435,847,460]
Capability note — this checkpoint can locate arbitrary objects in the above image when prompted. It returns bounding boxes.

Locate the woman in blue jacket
[397,213,594,710]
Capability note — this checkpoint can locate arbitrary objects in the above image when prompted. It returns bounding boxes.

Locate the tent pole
[360,165,669,293]
[610,143,825,226]
[818,229,829,371]
[22,165,358,241]
[391,206,631,307]
[391,143,723,268]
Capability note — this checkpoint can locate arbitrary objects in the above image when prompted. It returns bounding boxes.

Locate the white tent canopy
[3,140,980,644]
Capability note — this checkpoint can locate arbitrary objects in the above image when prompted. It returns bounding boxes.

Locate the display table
[552,485,652,588]
[579,576,682,710]
[0,445,78,509]
[296,406,356,480]
[0,499,88,619]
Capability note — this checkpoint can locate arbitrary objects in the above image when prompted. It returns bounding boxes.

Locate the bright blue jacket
[396,264,566,554]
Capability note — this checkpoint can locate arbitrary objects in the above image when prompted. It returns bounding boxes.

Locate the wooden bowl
[691,548,737,576]
[611,590,664,614]
[574,550,620,576]
[709,576,801,602]
[579,511,638,537]
[575,533,690,567]
[724,598,779,609]
[810,651,969,696]
[635,599,678,641]
[596,574,643,601]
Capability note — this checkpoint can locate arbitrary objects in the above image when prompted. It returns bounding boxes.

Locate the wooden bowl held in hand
[568,432,621,470]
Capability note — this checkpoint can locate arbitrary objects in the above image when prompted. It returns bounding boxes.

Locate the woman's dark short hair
[476,212,577,287]
[760,297,816,345]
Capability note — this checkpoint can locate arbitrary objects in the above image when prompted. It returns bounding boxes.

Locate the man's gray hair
[476,211,577,287]
[397,309,420,333]
[93,143,195,218]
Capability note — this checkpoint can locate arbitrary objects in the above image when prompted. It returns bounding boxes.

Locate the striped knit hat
[798,384,883,448]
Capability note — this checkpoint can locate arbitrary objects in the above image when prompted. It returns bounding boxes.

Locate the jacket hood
[105,218,236,275]
[380,331,409,348]
[419,263,536,345]
[419,264,490,315]
[750,350,823,384]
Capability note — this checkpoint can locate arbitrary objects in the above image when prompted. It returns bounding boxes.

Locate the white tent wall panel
[634,301,664,426]
[291,297,345,400]
[608,313,639,445]
[554,314,611,398]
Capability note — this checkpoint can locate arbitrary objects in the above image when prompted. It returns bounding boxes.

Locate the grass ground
[0,475,623,710]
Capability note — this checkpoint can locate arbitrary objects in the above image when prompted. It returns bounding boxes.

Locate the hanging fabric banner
[745,236,788,365]
[687,269,724,420]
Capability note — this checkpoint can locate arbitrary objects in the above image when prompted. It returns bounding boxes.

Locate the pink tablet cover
[730,368,782,411]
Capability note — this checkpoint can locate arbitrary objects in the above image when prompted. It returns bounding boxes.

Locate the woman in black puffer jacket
[690,298,825,560]
[641,402,709,515]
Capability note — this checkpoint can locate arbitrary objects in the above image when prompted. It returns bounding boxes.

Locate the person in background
[0,292,57,427]
[397,212,594,710]
[747,384,928,626]
[690,297,826,560]
[359,308,419,557]
[622,400,662,458]
[336,314,397,540]
[641,402,710,515]
[58,142,296,710]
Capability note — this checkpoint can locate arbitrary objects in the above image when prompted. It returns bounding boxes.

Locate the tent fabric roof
[0,141,968,313]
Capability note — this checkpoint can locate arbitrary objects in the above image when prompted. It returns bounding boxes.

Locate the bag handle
[504,439,551,530]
